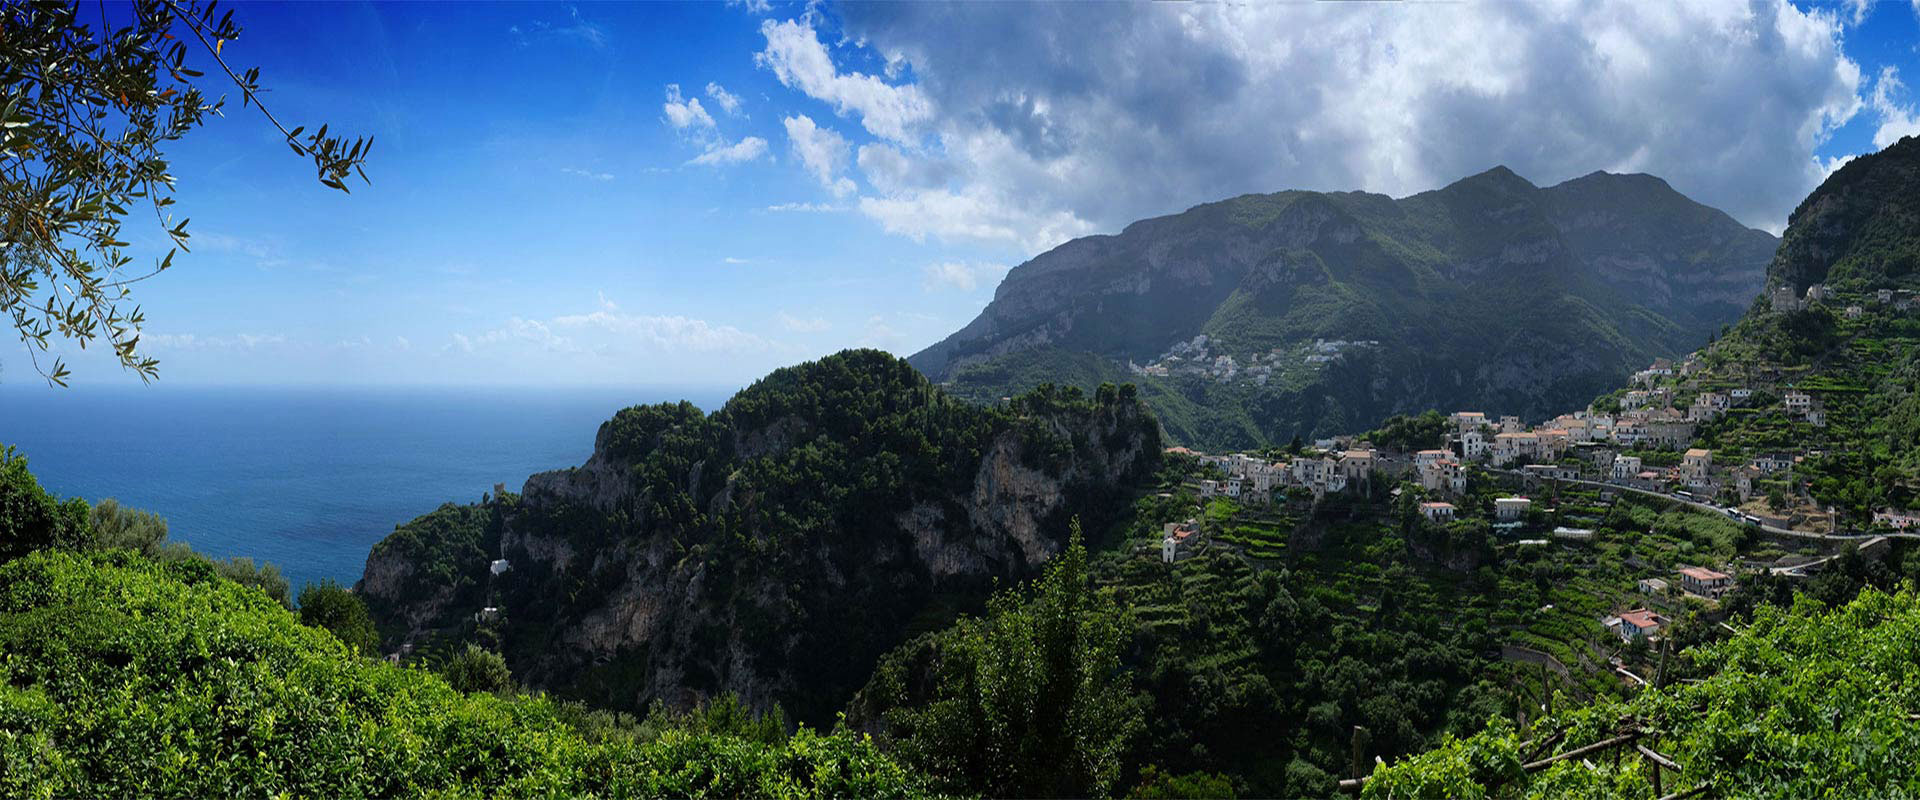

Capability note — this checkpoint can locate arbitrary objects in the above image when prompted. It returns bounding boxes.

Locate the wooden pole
[1350,725,1369,781]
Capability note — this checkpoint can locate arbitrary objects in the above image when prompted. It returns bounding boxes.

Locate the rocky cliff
[910,166,1777,449]
[358,350,1159,725]
[1762,135,1920,294]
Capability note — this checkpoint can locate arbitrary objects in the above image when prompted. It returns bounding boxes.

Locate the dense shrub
[0,549,933,798]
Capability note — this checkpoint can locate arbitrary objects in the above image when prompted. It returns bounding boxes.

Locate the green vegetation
[1368,411,1452,452]
[298,579,380,656]
[1361,587,1920,798]
[364,349,1162,728]
[1,446,291,605]
[916,168,1774,450]
[852,522,1144,799]
[0,549,932,798]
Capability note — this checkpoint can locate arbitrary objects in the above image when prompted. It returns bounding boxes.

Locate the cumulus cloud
[451,317,575,354]
[922,261,1009,292]
[1869,66,1920,150]
[706,82,744,115]
[783,114,857,196]
[755,18,934,143]
[774,0,1871,247]
[663,83,716,130]
[689,136,770,166]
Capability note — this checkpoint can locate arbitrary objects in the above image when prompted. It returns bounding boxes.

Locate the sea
[0,385,734,593]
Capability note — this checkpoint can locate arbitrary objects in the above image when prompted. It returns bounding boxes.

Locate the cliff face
[358,350,1159,725]
[910,167,1777,449]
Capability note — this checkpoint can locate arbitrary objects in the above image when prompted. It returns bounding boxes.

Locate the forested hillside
[912,167,1776,448]
[359,349,1162,726]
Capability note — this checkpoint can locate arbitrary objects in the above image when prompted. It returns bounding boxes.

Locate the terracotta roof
[1419,502,1455,510]
[1679,567,1729,582]
[1619,609,1663,630]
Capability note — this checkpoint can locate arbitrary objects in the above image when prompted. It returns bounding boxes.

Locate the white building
[1419,502,1457,523]
[1162,520,1201,563]
[1612,455,1642,480]
[1495,497,1532,522]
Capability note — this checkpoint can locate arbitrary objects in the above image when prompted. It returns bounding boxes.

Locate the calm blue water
[0,385,732,593]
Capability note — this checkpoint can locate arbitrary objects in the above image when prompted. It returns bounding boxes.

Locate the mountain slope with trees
[911,167,1776,449]
[1597,135,1920,522]
[358,349,1162,727]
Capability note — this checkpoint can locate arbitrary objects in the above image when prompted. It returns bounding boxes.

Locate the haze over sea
[0,385,732,593]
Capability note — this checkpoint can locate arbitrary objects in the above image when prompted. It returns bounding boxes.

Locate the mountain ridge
[910,166,1776,449]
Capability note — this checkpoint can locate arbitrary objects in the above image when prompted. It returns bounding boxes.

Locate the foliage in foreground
[1361,586,1920,799]
[851,522,1146,799]
[3,0,371,383]
[0,549,934,798]
[1,445,291,604]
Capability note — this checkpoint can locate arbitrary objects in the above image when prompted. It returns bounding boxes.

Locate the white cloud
[755,18,934,143]
[797,0,1865,246]
[394,336,411,351]
[765,201,848,212]
[778,312,831,333]
[596,291,619,312]
[1841,0,1872,26]
[706,82,744,115]
[1869,66,1920,150]
[723,257,751,264]
[783,114,857,196]
[728,0,772,13]
[561,167,615,182]
[862,188,1095,252]
[551,310,773,353]
[146,332,288,351]
[689,136,770,166]
[454,317,576,354]
[663,83,716,130]
[509,7,608,49]
[922,261,1009,292]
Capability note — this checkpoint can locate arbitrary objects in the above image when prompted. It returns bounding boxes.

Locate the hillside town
[1150,280,1920,684]
[1129,334,1381,386]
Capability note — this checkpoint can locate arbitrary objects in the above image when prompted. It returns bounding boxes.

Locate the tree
[0,446,91,561]
[297,579,379,655]
[87,497,168,554]
[857,519,1146,798]
[3,1,371,384]
[441,644,514,695]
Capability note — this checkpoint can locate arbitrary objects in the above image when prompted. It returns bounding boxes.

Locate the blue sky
[10,0,1920,390]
